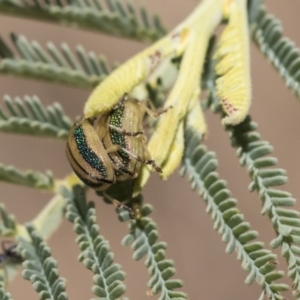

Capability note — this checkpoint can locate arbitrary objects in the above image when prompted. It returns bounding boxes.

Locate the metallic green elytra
[66,118,115,191]
[97,94,162,181]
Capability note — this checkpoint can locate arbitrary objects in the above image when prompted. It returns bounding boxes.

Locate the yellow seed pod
[160,121,184,180]
[214,0,251,125]
[132,164,151,197]
[160,86,207,179]
[84,29,191,119]
[222,0,234,19]
[147,31,207,171]
[186,89,207,136]
[133,2,223,194]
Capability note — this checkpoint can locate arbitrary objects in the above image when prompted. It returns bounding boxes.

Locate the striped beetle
[66,94,164,218]
[66,117,135,217]
[66,117,116,191]
[97,93,163,181]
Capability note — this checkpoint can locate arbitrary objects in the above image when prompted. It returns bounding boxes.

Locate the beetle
[97,93,164,181]
[66,117,134,217]
[66,94,165,218]
[66,118,116,191]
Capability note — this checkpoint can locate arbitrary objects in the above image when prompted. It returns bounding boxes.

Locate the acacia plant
[0,0,299,299]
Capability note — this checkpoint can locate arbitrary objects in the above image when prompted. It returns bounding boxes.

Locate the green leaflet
[0,274,13,300]
[0,203,17,236]
[19,224,69,300]
[229,116,300,295]
[202,32,300,295]
[122,204,187,300]
[0,162,54,190]
[182,127,288,300]
[0,34,109,88]
[0,95,72,139]
[0,0,166,42]
[64,185,127,300]
[249,1,300,98]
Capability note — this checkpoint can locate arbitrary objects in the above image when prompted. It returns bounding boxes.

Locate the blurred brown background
[0,0,300,299]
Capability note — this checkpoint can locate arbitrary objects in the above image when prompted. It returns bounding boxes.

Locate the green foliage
[249,1,300,98]
[201,24,300,296]
[19,224,68,300]
[229,116,300,297]
[0,274,13,300]
[0,203,17,236]
[64,185,127,300]
[0,0,299,299]
[0,0,166,42]
[181,127,288,300]
[0,162,54,190]
[0,34,110,88]
[0,95,72,139]
[122,204,187,300]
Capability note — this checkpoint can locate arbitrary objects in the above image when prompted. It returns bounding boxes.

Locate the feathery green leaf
[0,274,13,300]
[0,34,109,88]
[122,204,187,300]
[0,162,54,190]
[228,115,300,297]
[203,53,300,297]
[0,95,72,139]
[64,185,127,300]
[0,203,17,236]
[19,224,68,300]
[249,1,300,98]
[0,0,166,42]
[182,127,288,300]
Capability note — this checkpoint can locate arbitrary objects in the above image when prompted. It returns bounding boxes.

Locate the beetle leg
[108,124,144,137]
[109,159,135,177]
[103,192,134,219]
[106,145,162,173]
[140,98,173,118]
